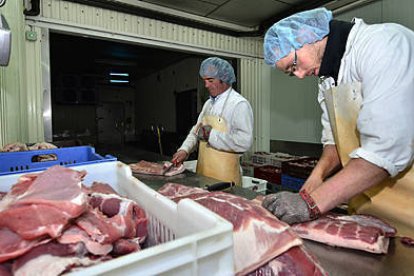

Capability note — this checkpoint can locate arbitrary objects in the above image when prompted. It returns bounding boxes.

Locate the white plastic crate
[0,161,234,276]
[242,176,267,195]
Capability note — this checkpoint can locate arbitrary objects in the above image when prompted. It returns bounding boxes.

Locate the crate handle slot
[31,154,58,163]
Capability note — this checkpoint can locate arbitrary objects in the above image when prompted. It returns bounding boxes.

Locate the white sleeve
[349,24,414,176]
[318,79,335,146]
[209,100,254,152]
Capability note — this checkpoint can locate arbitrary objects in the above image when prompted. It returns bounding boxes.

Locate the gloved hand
[197,125,212,141]
[262,191,312,225]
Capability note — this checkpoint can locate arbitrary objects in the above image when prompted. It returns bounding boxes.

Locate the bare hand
[172,150,188,165]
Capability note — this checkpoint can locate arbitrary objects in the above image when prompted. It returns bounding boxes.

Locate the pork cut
[27,142,57,150]
[58,225,114,256]
[291,213,396,254]
[129,160,185,176]
[0,166,88,263]
[84,185,148,243]
[249,245,327,276]
[11,242,103,276]
[0,228,51,263]
[0,167,148,274]
[0,262,11,276]
[0,165,88,240]
[158,183,302,275]
[158,182,209,199]
[1,142,28,152]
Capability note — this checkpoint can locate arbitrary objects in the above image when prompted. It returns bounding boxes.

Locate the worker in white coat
[172,57,254,185]
[262,8,414,236]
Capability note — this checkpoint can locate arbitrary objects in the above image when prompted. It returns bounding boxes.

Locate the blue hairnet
[199,57,236,84]
[264,8,333,67]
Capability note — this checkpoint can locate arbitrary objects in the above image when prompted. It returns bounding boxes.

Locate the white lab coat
[318,18,414,177]
[179,87,254,154]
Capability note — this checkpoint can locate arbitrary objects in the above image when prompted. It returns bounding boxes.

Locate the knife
[204,182,235,191]
[162,162,175,175]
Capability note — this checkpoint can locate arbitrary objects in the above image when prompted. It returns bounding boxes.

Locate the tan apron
[196,92,242,186]
[323,82,414,237]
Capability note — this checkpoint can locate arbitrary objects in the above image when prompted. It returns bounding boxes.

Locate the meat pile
[1,142,59,162]
[129,160,185,176]
[158,183,327,276]
[0,166,148,275]
[1,142,57,152]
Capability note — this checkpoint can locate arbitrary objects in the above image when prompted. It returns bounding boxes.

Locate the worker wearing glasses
[262,8,414,237]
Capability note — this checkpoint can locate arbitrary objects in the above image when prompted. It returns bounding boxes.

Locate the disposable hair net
[264,8,333,67]
[199,57,236,84]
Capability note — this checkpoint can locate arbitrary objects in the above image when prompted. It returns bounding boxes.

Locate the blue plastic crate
[0,146,116,176]
[281,174,306,192]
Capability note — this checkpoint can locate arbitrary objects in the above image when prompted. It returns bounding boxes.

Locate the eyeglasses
[288,50,297,77]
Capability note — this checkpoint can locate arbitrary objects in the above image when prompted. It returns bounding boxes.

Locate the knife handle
[205,182,234,191]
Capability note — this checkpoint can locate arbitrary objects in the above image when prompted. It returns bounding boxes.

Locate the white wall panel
[240,58,271,154]
[24,25,45,142]
[270,71,321,143]
[383,0,414,29]
[37,0,262,58]
[0,1,34,145]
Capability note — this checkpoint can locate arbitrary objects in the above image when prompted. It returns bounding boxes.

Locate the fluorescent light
[110,72,129,77]
[110,80,129,83]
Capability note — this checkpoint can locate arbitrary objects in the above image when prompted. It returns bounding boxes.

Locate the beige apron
[196,93,242,186]
[323,82,414,237]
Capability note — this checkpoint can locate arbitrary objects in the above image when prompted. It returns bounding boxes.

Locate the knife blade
[162,163,175,176]
[204,182,235,191]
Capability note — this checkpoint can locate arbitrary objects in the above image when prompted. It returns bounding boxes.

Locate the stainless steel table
[304,237,414,276]
[133,169,414,276]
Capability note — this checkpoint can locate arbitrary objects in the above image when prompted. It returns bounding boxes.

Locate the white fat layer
[90,192,134,204]
[71,186,87,205]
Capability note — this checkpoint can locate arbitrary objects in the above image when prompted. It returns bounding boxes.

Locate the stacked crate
[241,161,262,177]
[281,157,319,191]
[250,152,299,193]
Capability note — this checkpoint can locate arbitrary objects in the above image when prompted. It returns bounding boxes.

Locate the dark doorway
[49,32,238,162]
[175,89,198,137]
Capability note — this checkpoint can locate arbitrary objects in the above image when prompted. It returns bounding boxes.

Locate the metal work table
[304,237,414,276]
[132,169,414,276]
[133,169,258,199]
